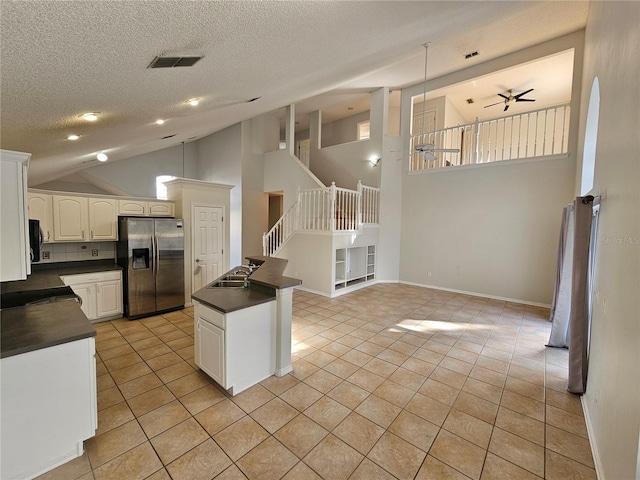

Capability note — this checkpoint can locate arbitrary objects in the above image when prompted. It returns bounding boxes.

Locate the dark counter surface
[192,256,301,314]
[1,260,122,294]
[245,256,302,289]
[191,285,276,314]
[1,301,96,359]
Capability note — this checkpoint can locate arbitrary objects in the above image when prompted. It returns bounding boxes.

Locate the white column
[275,287,294,376]
[286,104,295,157]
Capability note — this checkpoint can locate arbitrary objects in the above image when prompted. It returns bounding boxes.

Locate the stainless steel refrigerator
[117,217,185,319]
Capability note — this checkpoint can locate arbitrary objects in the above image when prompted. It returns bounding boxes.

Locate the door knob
[195,258,201,262]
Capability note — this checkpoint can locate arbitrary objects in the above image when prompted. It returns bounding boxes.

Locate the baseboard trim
[397,281,551,308]
[581,396,605,479]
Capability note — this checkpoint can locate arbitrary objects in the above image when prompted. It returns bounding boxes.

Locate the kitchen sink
[222,274,248,281]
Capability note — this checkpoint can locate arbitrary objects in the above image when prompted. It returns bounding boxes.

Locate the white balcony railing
[410,104,571,171]
[263,181,380,256]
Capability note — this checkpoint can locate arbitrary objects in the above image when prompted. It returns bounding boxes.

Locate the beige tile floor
[37,284,597,480]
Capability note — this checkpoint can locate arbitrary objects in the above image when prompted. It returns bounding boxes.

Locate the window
[357,120,370,140]
[156,175,176,200]
[581,77,600,195]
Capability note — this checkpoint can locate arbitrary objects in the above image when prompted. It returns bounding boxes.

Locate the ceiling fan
[394,43,460,162]
[484,88,535,112]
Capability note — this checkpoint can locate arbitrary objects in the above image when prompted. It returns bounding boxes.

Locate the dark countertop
[1,301,96,359]
[245,256,302,289]
[2,260,122,294]
[191,256,301,314]
[0,260,114,358]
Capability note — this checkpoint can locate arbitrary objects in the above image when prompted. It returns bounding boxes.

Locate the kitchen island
[191,256,301,395]
[1,281,98,480]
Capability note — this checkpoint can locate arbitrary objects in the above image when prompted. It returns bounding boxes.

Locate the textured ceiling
[0,1,589,185]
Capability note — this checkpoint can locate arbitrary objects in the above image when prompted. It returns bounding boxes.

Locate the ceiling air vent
[148,55,204,69]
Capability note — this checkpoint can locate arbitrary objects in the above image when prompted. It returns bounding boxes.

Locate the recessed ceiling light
[155,119,165,125]
[67,134,80,140]
[96,152,108,162]
[187,98,199,106]
[82,112,99,121]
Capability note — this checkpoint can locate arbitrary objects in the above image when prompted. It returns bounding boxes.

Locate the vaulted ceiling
[0,1,589,185]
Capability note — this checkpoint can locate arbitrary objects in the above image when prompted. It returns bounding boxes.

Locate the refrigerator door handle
[151,234,157,276]
[154,234,160,276]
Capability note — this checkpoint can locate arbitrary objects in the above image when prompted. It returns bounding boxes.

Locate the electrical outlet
[42,251,50,259]
[91,249,99,256]
[427,271,432,277]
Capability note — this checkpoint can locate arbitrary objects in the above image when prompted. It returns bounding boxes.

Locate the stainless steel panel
[154,219,185,311]
[119,217,156,317]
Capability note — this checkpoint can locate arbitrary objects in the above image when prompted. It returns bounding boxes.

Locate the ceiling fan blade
[425,151,437,161]
[514,88,534,99]
[504,104,510,112]
[415,143,435,152]
[497,93,510,100]
[515,98,536,102]
[432,148,460,153]
[484,102,503,108]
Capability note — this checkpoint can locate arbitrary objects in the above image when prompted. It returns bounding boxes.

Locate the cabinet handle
[91,230,93,239]
[143,206,146,215]
[47,231,50,241]
[82,230,85,239]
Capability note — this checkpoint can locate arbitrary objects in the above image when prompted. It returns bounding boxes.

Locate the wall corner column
[275,287,294,376]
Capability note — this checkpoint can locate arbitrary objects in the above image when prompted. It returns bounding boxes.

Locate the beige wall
[576,3,640,478]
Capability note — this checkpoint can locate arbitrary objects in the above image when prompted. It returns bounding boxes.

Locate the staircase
[263,181,380,256]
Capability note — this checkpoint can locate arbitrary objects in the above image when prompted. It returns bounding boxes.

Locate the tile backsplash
[36,242,116,264]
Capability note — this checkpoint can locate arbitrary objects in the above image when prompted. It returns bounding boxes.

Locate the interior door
[192,205,224,292]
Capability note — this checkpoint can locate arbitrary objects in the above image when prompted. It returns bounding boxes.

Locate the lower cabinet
[194,299,276,395]
[61,271,122,321]
[0,337,97,480]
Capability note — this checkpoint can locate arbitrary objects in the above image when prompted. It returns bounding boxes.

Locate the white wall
[577,3,640,479]
[241,116,278,259]
[196,124,243,267]
[399,156,575,305]
[77,142,199,198]
[264,150,325,211]
[321,111,370,148]
[277,232,334,296]
[444,97,467,128]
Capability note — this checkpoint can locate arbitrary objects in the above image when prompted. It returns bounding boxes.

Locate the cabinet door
[70,283,96,320]
[1,151,30,281]
[117,199,146,216]
[53,196,89,241]
[28,192,54,242]
[96,279,122,318]
[89,198,117,241]
[197,318,225,386]
[148,201,174,217]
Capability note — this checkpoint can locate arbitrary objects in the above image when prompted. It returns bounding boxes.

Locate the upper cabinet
[52,195,89,241]
[28,192,54,242]
[118,199,174,217]
[1,150,31,281]
[88,198,117,240]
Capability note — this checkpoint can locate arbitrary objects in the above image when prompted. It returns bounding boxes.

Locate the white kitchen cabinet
[0,149,31,281]
[88,197,117,240]
[1,337,97,480]
[28,191,54,242]
[53,195,89,241]
[194,299,276,395]
[148,201,174,217]
[117,199,174,217]
[62,271,122,321]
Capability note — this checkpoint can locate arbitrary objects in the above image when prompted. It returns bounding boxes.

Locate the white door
[192,205,224,292]
[70,283,95,319]
[297,138,310,168]
[197,318,225,385]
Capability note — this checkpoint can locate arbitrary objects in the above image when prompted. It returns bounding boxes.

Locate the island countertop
[191,256,301,314]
